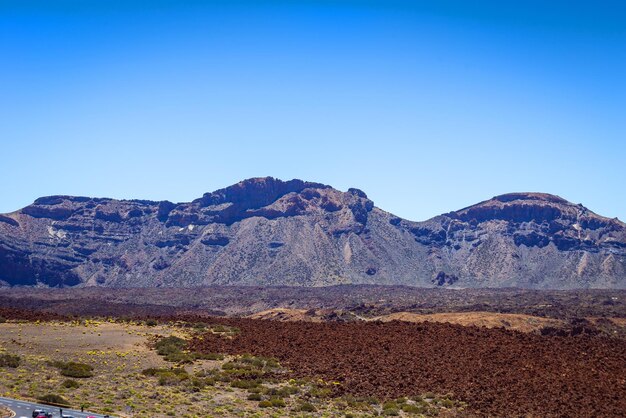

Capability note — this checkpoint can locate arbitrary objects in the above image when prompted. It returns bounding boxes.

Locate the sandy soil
[374,311,564,333]
[248,308,565,333]
[248,308,321,322]
[0,321,174,416]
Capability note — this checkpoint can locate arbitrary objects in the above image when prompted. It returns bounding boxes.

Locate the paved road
[0,397,113,418]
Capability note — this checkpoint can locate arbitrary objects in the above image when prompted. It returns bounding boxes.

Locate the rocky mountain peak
[447,192,621,229]
[193,177,330,208]
[403,191,626,261]
[158,177,367,227]
[491,192,570,205]
[0,179,624,289]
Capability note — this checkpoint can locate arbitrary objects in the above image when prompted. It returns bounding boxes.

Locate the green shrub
[401,404,423,413]
[299,402,316,412]
[154,336,194,363]
[270,398,286,407]
[383,401,398,410]
[240,355,265,368]
[247,393,262,401]
[141,367,161,376]
[0,316,6,323]
[158,373,181,386]
[163,351,194,364]
[37,394,70,407]
[48,361,93,378]
[440,398,455,408]
[189,377,212,390]
[309,386,332,398]
[61,379,80,389]
[266,385,299,398]
[231,379,260,389]
[142,367,189,386]
[218,354,281,383]
[0,353,21,368]
[383,408,399,416]
[61,362,93,378]
[145,319,158,327]
[258,400,272,408]
[155,336,186,352]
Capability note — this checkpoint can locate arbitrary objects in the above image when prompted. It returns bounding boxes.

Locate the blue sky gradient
[1,1,625,221]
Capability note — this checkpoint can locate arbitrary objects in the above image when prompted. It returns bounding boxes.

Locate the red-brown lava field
[190,318,626,417]
[0,307,66,321]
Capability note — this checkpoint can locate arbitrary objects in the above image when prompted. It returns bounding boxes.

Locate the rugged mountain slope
[396,193,626,288]
[0,178,624,288]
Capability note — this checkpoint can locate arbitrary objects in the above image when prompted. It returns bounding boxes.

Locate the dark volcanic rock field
[190,318,626,418]
[1,286,625,318]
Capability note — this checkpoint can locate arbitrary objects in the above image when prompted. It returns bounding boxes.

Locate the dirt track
[190,318,626,417]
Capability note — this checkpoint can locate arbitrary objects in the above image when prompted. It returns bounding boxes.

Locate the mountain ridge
[1,177,624,289]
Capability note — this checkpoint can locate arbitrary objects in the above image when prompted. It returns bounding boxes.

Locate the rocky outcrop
[0,180,624,288]
[0,215,18,227]
[405,193,626,287]
[417,193,625,255]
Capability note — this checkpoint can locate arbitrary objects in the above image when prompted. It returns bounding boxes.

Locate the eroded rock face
[0,181,624,288]
[432,271,459,286]
[0,215,18,227]
[401,193,626,287]
[414,193,625,254]
[0,178,378,287]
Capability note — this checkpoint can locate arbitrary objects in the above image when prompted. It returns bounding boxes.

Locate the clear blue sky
[1,1,625,222]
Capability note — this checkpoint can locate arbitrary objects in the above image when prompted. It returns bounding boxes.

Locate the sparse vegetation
[0,301,622,418]
[153,335,196,363]
[258,400,272,408]
[299,402,316,412]
[269,397,286,407]
[192,352,224,361]
[220,354,281,381]
[209,324,240,336]
[155,335,187,355]
[49,360,94,378]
